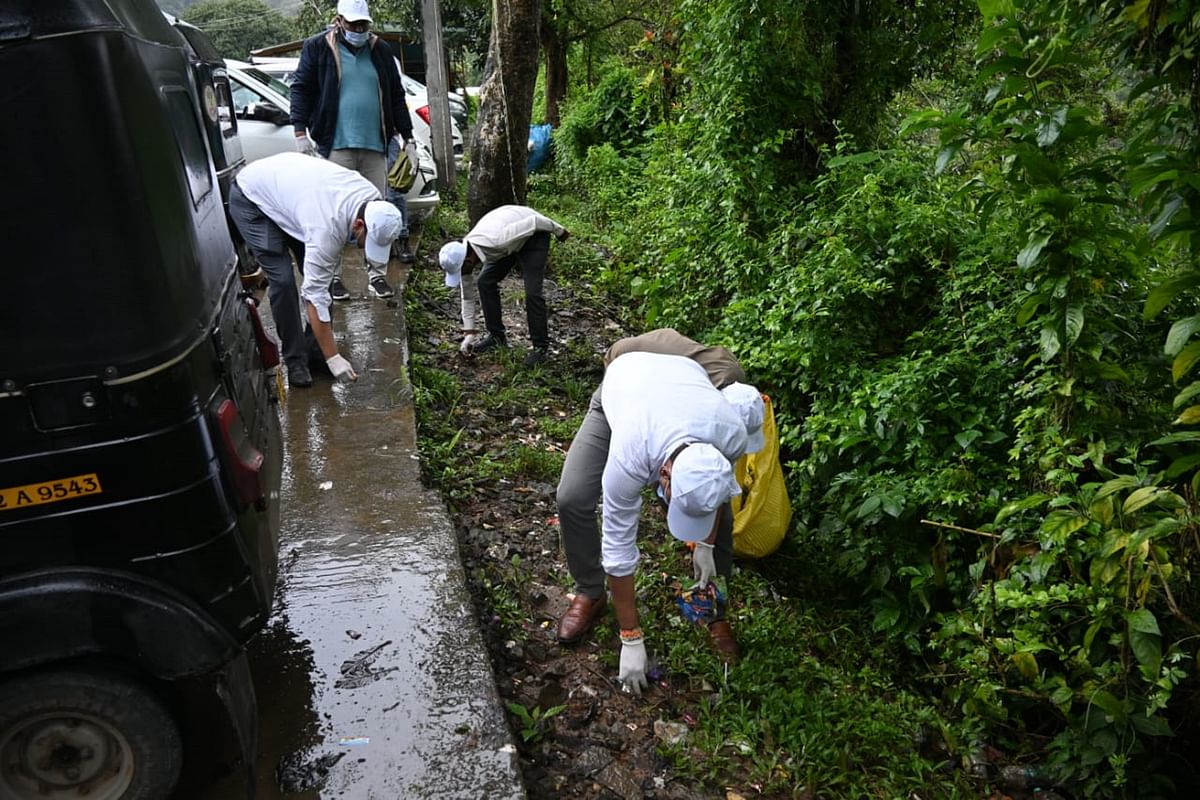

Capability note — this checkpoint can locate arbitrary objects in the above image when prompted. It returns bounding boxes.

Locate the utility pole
[420,0,456,195]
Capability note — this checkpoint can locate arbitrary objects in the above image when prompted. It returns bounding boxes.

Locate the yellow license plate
[0,473,102,512]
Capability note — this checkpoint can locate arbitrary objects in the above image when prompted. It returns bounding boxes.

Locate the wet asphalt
[180,247,524,799]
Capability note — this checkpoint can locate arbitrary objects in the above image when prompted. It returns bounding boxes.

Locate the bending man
[555,352,747,695]
[229,152,402,387]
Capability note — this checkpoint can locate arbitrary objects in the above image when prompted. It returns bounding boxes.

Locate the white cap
[721,382,766,453]
[337,0,372,23]
[666,443,740,542]
[438,241,466,288]
[363,200,401,267]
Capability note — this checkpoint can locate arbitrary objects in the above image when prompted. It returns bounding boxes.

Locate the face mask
[342,29,368,47]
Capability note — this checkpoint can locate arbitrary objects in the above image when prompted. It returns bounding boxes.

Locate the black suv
[0,3,282,798]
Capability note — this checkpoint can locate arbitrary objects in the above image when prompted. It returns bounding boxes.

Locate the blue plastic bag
[527,124,552,172]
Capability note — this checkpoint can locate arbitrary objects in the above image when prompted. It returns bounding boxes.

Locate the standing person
[555,352,747,696]
[436,205,569,367]
[228,152,402,388]
[290,0,416,301]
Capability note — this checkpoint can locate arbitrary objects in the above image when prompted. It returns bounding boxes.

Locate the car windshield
[243,67,291,98]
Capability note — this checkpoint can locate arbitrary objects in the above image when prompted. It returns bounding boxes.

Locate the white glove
[295,134,318,157]
[618,636,648,696]
[403,138,419,168]
[459,333,480,355]
[692,541,716,586]
[325,354,357,382]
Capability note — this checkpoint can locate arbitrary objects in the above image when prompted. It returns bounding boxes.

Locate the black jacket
[289,29,413,157]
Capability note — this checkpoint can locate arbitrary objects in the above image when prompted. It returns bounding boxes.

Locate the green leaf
[1130,714,1174,737]
[1172,341,1200,383]
[1165,453,1200,478]
[1150,430,1200,445]
[955,429,982,450]
[1040,325,1062,361]
[1174,405,1200,425]
[1130,169,1179,196]
[1012,651,1038,681]
[935,144,961,175]
[1145,273,1200,319]
[1036,107,1068,147]
[1164,316,1200,356]
[1128,608,1161,635]
[1088,689,1127,721]
[977,0,1016,19]
[1017,293,1045,325]
[1128,609,1162,678]
[1096,362,1131,382]
[1040,510,1087,544]
[1149,196,1184,239]
[1123,486,1167,514]
[1064,304,1084,345]
[1171,382,1200,410]
[1018,232,1052,269]
[1096,475,1140,500]
[995,493,1049,523]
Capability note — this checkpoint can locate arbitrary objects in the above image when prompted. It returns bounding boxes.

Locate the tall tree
[181,0,295,59]
[467,0,541,221]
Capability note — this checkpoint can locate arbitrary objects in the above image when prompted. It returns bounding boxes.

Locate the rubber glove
[295,134,318,157]
[459,333,480,355]
[325,354,357,382]
[692,541,716,586]
[618,636,648,696]
[556,229,570,244]
[403,138,419,169]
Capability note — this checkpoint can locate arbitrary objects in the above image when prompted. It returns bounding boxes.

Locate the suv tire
[0,669,182,800]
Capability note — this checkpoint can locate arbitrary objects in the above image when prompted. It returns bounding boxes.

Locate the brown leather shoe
[708,620,740,661]
[556,594,607,643]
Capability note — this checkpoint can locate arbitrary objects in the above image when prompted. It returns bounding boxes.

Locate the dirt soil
[407,257,738,800]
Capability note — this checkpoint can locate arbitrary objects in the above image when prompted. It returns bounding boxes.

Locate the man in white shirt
[229,152,402,387]
[555,352,747,695]
[437,205,569,367]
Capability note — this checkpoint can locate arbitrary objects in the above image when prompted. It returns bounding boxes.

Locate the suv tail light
[215,398,264,508]
[244,297,280,369]
[415,105,431,125]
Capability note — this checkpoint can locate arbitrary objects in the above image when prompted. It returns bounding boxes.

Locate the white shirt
[236,152,380,321]
[598,352,747,576]
[463,205,565,264]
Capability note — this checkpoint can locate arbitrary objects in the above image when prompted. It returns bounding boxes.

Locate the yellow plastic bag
[730,394,791,558]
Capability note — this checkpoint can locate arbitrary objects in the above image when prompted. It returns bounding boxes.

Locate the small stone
[653,720,688,746]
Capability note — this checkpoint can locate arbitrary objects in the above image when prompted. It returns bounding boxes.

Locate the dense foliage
[543,0,1200,795]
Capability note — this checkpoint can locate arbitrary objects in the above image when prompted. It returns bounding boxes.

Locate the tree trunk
[540,7,568,127]
[467,0,542,224]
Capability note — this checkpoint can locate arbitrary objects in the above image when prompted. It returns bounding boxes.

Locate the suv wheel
[0,669,182,800]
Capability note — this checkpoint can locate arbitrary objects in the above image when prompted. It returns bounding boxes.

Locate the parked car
[250,55,467,166]
[0,3,282,798]
[225,59,441,225]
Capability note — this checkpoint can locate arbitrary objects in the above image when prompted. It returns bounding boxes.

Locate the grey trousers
[228,184,307,370]
[556,388,734,600]
[327,148,387,281]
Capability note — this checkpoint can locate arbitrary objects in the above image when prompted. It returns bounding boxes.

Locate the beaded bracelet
[619,627,643,642]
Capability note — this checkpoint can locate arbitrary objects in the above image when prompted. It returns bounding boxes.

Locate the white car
[225,60,440,223]
[250,55,466,167]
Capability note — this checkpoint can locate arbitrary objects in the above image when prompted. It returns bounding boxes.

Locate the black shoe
[396,238,415,264]
[471,334,508,354]
[368,276,394,298]
[330,278,350,301]
[287,362,313,388]
[523,347,548,367]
